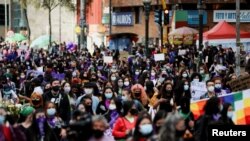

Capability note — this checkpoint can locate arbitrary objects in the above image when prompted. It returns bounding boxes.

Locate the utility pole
[236,0,241,76]
[80,0,86,49]
[198,0,205,66]
[5,0,7,35]
[9,0,11,30]
[59,2,62,43]
[109,0,112,35]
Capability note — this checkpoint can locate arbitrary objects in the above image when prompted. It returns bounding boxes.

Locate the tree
[40,0,75,48]
[19,0,31,41]
[19,0,75,47]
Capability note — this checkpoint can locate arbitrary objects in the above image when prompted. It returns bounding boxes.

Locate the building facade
[104,0,250,48]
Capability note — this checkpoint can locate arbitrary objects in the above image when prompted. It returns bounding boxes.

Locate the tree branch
[51,3,60,11]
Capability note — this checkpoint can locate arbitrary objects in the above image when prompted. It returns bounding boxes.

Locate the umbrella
[5,33,27,43]
[169,27,198,35]
[30,35,53,50]
[168,27,198,45]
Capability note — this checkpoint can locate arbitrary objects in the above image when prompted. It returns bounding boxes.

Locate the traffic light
[154,9,162,25]
[164,10,169,25]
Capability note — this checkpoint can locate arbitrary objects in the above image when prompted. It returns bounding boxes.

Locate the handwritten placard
[227,75,250,92]
[191,82,207,101]
[154,53,165,61]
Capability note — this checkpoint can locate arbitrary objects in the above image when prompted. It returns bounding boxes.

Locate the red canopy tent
[203,21,250,40]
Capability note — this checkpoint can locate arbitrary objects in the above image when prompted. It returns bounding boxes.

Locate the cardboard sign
[154,53,165,61]
[191,81,207,101]
[103,56,113,63]
[227,75,250,92]
[178,49,186,55]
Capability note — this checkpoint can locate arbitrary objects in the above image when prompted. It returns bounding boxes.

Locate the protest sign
[190,81,207,101]
[227,75,250,92]
[103,56,113,63]
[178,49,186,55]
[154,53,165,61]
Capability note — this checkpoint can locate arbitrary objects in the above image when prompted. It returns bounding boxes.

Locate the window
[135,7,140,24]
[0,5,9,26]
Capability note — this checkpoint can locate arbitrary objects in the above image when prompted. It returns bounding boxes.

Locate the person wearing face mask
[128,112,154,141]
[76,82,100,115]
[158,113,186,141]
[121,89,145,112]
[31,109,58,141]
[43,79,71,124]
[123,78,131,88]
[220,103,234,125]
[152,83,174,113]
[194,97,224,141]
[200,80,216,99]
[112,101,138,140]
[190,73,202,83]
[199,64,210,82]
[182,81,191,99]
[150,69,157,85]
[133,69,141,82]
[62,82,76,114]
[96,87,115,115]
[89,115,115,141]
[115,78,124,96]
[45,102,63,140]
[104,98,121,129]
[213,77,230,96]
[18,105,36,141]
[178,97,195,141]
[131,84,149,108]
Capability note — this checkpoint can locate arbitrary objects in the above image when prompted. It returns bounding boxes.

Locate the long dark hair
[204,97,220,115]
[221,103,231,119]
[133,111,153,141]
[102,87,115,103]
[122,100,135,117]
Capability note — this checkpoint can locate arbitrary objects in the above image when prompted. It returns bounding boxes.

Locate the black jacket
[43,91,71,124]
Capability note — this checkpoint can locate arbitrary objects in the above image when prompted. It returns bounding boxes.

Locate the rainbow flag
[190,89,250,125]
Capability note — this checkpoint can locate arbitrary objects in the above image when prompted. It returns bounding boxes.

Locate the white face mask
[193,79,199,82]
[124,82,130,86]
[227,111,234,119]
[135,71,140,75]
[182,73,188,78]
[85,88,93,94]
[64,87,71,93]
[109,104,116,110]
[208,86,215,92]
[139,124,153,135]
[111,76,116,81]
[151,72,156,76]
[200,70,205,74]
[122,96,127,101]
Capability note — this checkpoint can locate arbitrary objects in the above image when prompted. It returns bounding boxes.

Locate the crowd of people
[0,40,241,141]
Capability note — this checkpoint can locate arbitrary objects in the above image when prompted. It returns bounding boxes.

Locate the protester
[0,38,243,141]
[112,100,137,140]
[158,112,186,141]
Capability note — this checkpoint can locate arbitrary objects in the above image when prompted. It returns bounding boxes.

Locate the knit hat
[20,105,35,117]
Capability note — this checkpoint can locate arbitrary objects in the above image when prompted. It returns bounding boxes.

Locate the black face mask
[134,92,141,98]
[176,129,186,138]
[32,100,41,106]
[93,129,104,139]
[130,108,138,115]
[52,86,60,92]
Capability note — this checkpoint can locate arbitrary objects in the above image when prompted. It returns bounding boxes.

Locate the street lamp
[143,0,151,57]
